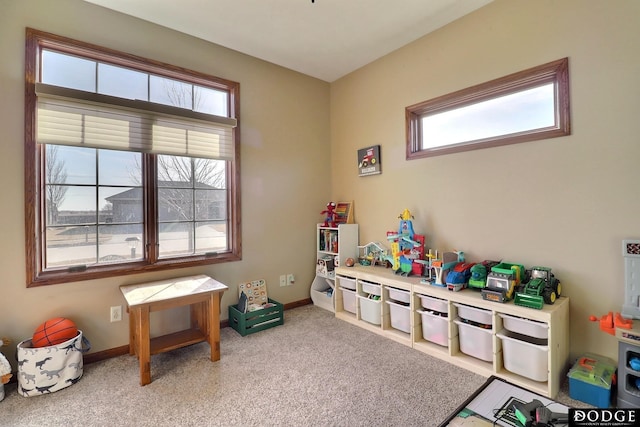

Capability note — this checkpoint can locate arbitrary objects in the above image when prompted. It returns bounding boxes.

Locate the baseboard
[83,298,313,365]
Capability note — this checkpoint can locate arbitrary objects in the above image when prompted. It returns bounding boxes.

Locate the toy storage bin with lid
[498,313,548,339]
[385,286,410,304]
[453,303,492,326]
[385,300,410,333]
[361,280,381,296]
[454,319,493,362]
[340,287,356,314]
[568,353,616,408]
[337,276,356,291]
[418,294,448,314]
[357,295,381,325]
[496,330,548,382]
[417,309,448,346]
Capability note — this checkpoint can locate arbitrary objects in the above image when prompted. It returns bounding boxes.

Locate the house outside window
[25,28,241,286]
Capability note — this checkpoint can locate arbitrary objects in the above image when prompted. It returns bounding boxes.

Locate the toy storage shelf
[310,224,358,313]
[334,264,570,398]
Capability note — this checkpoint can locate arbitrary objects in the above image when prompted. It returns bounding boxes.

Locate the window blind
[36,83,236,160]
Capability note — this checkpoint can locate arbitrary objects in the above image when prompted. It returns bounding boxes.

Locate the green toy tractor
[514,266,562,309]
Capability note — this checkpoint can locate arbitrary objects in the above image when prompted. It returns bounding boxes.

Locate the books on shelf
[319,228,339,253]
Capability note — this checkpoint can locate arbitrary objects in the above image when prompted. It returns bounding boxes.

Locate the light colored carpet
[0,305,585,426]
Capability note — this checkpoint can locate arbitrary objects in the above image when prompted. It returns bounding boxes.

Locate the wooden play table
[120,274,228,386]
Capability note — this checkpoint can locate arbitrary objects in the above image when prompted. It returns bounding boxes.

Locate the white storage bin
[337,276,356,291]
[361,280,381,296]
[386,300,410,333]
[417,309,448,347]
[497,330,549,382]
[340,288,356,314]
[454,303,492,326]
[418,294,448,314]
[385,286,410,304]
[498,313,548,339]
[454,318,493,362]
[358,295,381,325]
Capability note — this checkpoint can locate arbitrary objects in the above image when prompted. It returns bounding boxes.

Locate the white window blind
[36,83,237,160]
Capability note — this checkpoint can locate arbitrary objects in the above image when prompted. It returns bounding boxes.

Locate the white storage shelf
[334,264,570,399]
[310,224,358,313]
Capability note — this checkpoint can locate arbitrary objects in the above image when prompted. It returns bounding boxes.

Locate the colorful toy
[32,317,78,348]
[589,311,633,335]
[386,209,425,276]
[320,202,337,227]
[481,262,526,303]
[446,262,476,292]
[357,241,392,267]
[467,260,500,290]
[512,399,568,426]
[423,251,463,287]
[514,266,562,309]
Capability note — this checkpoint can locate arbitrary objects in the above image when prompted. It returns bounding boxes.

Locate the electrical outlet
[279,275,287,287]
[287,274,295,285]
[110,305,122,322]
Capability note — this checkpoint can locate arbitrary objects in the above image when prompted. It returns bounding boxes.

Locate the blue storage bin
[568,353,616,408]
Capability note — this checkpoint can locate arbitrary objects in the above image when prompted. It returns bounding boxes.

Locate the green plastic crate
[228,298,284,336]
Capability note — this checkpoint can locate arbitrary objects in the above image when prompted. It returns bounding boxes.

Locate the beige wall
[331,0,640,361]
[0,0,330,362]
[2,0,638,367]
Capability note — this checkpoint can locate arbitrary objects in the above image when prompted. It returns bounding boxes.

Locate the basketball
[32,317,78,348]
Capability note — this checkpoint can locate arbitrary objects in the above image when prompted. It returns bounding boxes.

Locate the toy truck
[446,262,476,292]
[514,266,562,309]
[467,260,500,290]
[481,262,526,303]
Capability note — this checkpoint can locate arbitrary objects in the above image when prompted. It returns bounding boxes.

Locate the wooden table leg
[135,305,151,386]
[208,292,221,362]
[128,306,136,356]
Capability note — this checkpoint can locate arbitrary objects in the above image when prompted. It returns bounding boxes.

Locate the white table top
[120,274,228,307]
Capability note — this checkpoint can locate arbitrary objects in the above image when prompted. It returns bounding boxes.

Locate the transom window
[406,58,570,158]
[25,28,241,287]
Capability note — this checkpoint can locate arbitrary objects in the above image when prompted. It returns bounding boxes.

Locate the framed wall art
[358,145,381,177]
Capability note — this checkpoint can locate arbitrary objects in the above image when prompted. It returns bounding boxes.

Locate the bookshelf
[310,224,358,312]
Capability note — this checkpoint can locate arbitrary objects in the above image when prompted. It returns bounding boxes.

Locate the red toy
[32,317,78,348]
[589,311,633,335]
[320,202,337,227]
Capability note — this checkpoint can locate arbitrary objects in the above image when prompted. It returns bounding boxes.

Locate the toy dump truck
[481,262,526,303]
[514,266,561,309]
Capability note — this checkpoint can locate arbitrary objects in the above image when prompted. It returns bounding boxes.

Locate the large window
[406,58,570,159]
[25,29,241,287]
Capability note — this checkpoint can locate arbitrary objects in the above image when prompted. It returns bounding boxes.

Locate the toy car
[446,262,476,292]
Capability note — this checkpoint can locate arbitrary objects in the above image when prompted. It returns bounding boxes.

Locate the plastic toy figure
[386,209,425,276]
[320,202,337,227]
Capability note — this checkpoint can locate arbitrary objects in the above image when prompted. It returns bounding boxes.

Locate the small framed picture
[358,145,381,176]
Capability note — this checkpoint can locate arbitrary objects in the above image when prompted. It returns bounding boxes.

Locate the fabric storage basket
[16,331,90,397]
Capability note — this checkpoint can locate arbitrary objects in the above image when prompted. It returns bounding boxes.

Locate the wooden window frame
[24,28,242,287]
[406,58,570,159]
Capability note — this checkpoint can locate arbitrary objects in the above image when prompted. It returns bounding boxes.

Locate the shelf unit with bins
[334,264,570,398]
[310,223,358,312]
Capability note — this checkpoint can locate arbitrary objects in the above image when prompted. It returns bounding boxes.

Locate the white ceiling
[83,0,492,82]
